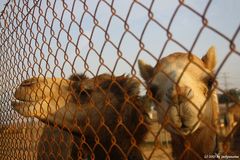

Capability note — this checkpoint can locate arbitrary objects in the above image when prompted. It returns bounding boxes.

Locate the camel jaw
[11,99,36,117]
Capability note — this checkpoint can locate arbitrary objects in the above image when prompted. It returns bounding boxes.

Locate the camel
[12,73,149,160]
[138,46,219,159]
[226,103,240,154]
[227,103,240,129]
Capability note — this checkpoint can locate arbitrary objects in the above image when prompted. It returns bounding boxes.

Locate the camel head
[139,47,218,135]
[12,73,142,132]
[12,74,89,130]
[12,74,115,130]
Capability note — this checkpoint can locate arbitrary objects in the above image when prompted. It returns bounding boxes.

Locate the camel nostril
[181,123,188,129]
[176,86,194,100]
[21,77,38,86]
[185,87,194,99]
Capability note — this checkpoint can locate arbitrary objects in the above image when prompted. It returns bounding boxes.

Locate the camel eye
[149,85,158,97]
[204,77,214,90]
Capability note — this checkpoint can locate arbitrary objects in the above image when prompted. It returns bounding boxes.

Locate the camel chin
[12,100,36,117]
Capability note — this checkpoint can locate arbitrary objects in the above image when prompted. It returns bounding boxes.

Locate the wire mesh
[0,0,240,160]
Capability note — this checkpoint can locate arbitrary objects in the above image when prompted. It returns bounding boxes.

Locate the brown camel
[226,103,240,154]
[138,47,219,159]
[12,73,149,160]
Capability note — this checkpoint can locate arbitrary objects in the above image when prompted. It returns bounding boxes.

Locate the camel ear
[201,46,217,71]
[138,60,154,82]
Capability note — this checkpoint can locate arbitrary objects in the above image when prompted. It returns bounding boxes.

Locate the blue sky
[0,0,240,91]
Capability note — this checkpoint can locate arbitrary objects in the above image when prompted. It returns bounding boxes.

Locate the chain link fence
[0,0,240,159]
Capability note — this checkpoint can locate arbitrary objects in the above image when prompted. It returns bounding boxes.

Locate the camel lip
[12,93,39,102]
[11,98,35,107]
[11,100,34,117]
[11,100,31,113]
[178,123,199,135]
[11,100,25,107]
[170,122,192,135]
[180,127,191,134]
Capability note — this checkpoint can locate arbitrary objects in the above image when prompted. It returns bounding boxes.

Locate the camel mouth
[167,107,199,135]
[11,98,35,117]
[11,98,36,109]
[11,98,34,106]
[171,121,191,135]
[177,119,200,135]
[11,85,43,114]
[12,95,39,103]
[168,122,195,135]
[174,118,199,135]
[178,126,192,135]
[12,90,41,106]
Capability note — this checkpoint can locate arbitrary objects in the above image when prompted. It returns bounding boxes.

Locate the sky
[0,0,240,93]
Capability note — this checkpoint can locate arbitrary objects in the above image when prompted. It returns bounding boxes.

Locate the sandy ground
[0,121,173,160]
[0,122,43,160]
[140,120,173,160]
[141,143,172,160]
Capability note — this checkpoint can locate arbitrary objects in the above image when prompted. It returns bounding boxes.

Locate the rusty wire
[0,0,240,160]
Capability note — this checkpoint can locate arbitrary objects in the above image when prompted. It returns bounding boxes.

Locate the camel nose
[176,86,194,99]
[167,85,194,104]
[21,77,38,86]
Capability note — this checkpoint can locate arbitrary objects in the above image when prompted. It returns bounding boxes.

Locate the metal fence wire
[0,0,240,160]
